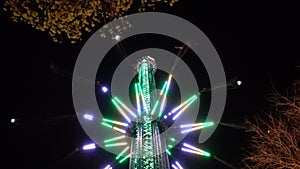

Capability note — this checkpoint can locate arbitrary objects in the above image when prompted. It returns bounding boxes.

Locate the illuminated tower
[102,55,212,169]
[129,56,170,169]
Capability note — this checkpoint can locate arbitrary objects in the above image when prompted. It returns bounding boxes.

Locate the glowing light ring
[73,12,226,156]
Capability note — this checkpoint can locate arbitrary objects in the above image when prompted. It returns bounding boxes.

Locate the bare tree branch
[242,81,300,169]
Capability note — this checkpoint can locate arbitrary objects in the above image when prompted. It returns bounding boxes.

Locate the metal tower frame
[129,57,170,169]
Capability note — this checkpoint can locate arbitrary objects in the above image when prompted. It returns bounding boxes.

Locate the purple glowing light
[104,165,112,169]
[83,113,94,121]
[171,164,179,169]
[82,143,96,150]
[102,86,108,93]
[175,161,184,169]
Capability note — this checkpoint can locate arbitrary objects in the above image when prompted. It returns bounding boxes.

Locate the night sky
[3,1,300,169]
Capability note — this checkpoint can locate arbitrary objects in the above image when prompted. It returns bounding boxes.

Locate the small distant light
[11,118,15,123]
[83,114,94,121]
[168,112,172,116]
[114,35,121,41]
[237,80,242,86]
[102,86,108,93]
[175,46,184,50]
[164,115,168,119]
[82,143,96,150]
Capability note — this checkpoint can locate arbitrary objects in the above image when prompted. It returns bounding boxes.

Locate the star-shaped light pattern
[84,72,213,168]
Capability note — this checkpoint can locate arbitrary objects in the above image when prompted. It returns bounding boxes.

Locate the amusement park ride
[98,56,215,169]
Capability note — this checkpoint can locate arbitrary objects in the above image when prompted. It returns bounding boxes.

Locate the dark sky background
[2,1,300,169]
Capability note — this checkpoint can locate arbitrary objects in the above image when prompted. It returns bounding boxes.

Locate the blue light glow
[82,143,96,150]
[103,164,112,169]
[171,164,179,169]
[175,161,184,169]
[83,114,94,121]
[102,86,108,93]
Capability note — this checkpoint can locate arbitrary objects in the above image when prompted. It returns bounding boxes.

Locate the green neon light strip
[166,149,171,156]
[180,122,214,129]
[159,95,167,117]
[112,126,126,134]
[166,75,172,93]
[181,148,211,157]
[168,144,173,149]
[181,125,210,134]
[115,146,130,160]
[114,97,137,118]
[203,152,211,157]
[159,81,168,96]
[101,122,113,128]
[172,96,197,121]
[119,153,131,163]
[150,100,159,116]
[150,81,167,117]
[104,135,126,143]
[159,75,172,117]
[171,95,197,114]
[140,62,151,115]
[183,143,209,154]
[103,118,129,127]
[112,99,131,123]
[134,83,141,116]
[105,142,127,147]
[138,83,149,113]
[170,138,176,142]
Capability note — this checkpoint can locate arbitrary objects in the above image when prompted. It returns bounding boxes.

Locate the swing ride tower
[129,56,170,169]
